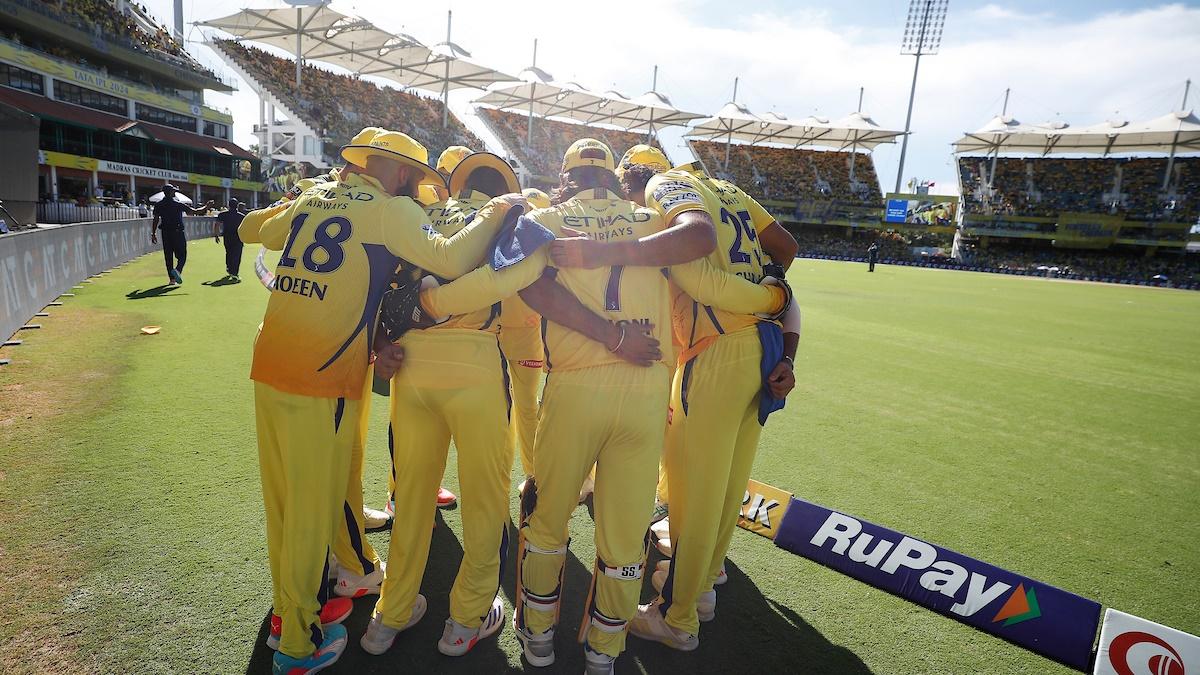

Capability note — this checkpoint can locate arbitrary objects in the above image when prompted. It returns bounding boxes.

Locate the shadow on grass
[627,554,874,674]
[125,285,182,300]
[202,277,242,287]
[243,508,870,674]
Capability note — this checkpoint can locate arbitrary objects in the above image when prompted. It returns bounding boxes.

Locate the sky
[150,0,1198,195]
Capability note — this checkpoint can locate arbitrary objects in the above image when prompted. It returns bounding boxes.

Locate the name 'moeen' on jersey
[529,188,673,374]
[644,170,776,352]
[250,172,503,400]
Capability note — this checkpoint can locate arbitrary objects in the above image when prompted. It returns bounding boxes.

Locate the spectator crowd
[688,140,883,207]
[786,227,1200,289]
[217,40,482,164]
[6,0,216,80]
[477,107,666,182]
[959,156,1200,224]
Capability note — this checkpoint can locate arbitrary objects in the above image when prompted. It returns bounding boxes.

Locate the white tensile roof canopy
[198,3,513,126]
[953,110,1200,155]
[686,104,903,151]
[474,65,701,140]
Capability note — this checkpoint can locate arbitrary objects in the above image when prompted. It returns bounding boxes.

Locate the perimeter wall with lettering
[1,217,215,340]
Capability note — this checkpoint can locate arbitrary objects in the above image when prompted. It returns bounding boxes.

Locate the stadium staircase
[208,41,323,159]
[467,106,534,181]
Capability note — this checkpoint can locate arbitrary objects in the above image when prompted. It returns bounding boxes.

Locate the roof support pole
[528,39,537,146]
[725,77,738,172]
[441,11,452,128]
[295,8,302,91]
[1162,80,1190,191]
[988,88,1010,193]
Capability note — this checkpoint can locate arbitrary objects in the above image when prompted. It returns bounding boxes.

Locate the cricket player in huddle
[360,152,526,658]
[241,128,525,673]
[409,138,794,673]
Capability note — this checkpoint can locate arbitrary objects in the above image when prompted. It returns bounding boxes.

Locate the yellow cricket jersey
[645,169,775,354]
[531,189,673,373]
[250,172,513,399]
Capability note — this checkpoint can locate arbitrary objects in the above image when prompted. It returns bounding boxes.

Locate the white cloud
[167,0,1199,196]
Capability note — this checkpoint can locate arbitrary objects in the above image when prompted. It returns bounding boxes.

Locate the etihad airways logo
[810,512,1040,624]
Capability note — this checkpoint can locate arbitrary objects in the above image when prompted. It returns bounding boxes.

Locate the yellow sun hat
[448,152,520,198]
[340,130,445,189]
[562,138,615,172]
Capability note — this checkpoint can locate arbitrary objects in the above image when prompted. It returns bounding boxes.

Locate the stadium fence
[0,217,216,340]
[37,202,148,225]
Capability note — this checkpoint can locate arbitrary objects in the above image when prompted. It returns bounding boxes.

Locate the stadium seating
[786,226,1200,288]
[958,156,1200,223]
[688,140,883,208]
[4,0,213,79]
[216,40,481,163]
[477,107,667,180]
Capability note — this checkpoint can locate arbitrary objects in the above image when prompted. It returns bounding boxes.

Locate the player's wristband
[781,355,795,368]
[608,324,626,353]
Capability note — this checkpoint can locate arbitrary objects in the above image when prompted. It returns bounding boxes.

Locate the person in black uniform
[150,184,211,285]
[213,198,247,281]
[867,241,879,272]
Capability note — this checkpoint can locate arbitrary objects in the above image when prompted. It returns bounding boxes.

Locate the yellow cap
[616,144,670,178]
[436,145,473,175]
[340,130,445,189]
[522,188,551,210]
[448,152,520,198]
[417,184,444,206]
[562,138,615,172]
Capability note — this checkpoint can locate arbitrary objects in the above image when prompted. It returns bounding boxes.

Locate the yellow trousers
[500,324,543,476]
[518,364,669,658]
[374,330,514,629]
[255,381,360,658]
[659,328,763,636]
[331,369,382,577]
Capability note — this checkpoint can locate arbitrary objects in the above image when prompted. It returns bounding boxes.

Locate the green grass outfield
[1,243,1197,674]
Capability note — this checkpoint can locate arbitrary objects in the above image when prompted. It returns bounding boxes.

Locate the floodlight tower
[893,0,948,194]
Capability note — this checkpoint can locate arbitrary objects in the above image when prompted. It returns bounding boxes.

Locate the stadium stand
[958,156,1200,224]
[787,226,1200,289]
[215,40,482,165]
[689,140,882,205]
[477,107,668,183]
[2,0,216,81]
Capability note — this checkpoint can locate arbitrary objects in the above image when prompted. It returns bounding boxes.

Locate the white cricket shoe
[363,505,391,529]
[360,594,427,655]
[334,561,385,598]
[437,595,505,656]
[653,558,727,586]
[583,644,615,674]
[650,569,715,622]
[514,621,555,667]
[629,599,698,652]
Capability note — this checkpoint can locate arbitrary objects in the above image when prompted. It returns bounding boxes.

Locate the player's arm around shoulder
[419,246,550,319]
[253,200,302,250]
[669,258,787,317]
[238,201,291,245]
[382,193,526,279]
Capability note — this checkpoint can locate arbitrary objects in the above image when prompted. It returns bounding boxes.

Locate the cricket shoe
[649,501,669,525]
[629,599,698,652]
[384,496,395,518]
[654,559,726,586]
[271,623,346,675]
[437,595,505,656]
[363,505,391,530]
[170,269,183,284]
[266,597,353,650]
[650,569,715,622]
[437,486,458,507]
[359,594,427,655]
[583,643,616,675]
[513,622,554,667]
[334,561,385,598]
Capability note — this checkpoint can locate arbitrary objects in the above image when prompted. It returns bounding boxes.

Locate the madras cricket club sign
[773,498,1102,671]
[737,479,793,540]
[1093,609,1200,675]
